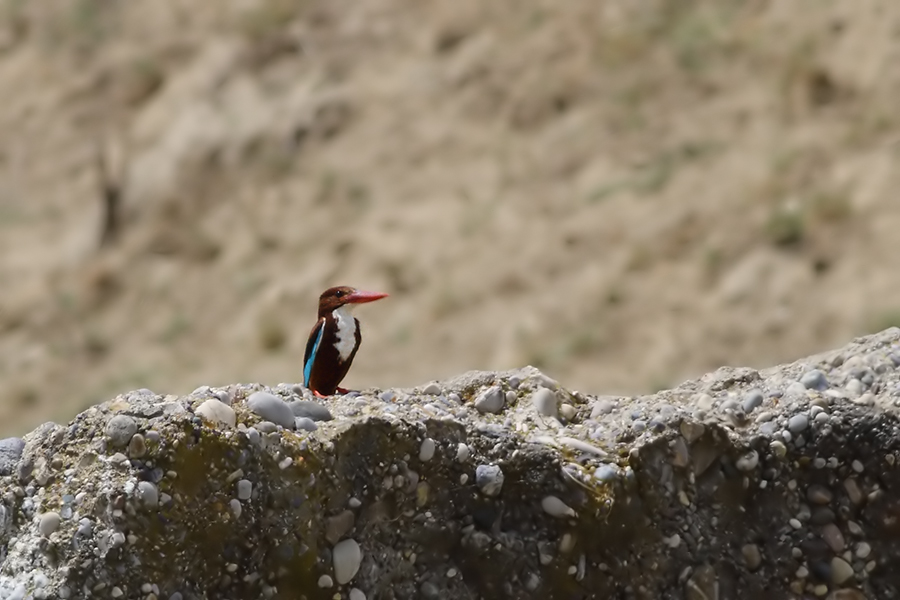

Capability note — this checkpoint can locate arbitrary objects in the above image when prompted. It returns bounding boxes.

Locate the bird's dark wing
[303,317,325,387]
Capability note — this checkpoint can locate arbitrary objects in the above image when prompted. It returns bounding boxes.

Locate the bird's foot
[313,390,329,399]
[336,386,352,395]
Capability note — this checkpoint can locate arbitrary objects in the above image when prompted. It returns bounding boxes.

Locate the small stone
[541,495,575,518]
[294,417,317,432]
[127,433,147,458]
[195,400,236,428]
[317,575,333,588]
[349,589,366,600]
[333,538,362,584]
[593,464,618,483]
[421,382,442,395]
[807,485,833,505]
[559,403,577,421]
[801,369,828,390]
[506,390,517,405]
[287,401,333,422]
[788,414,809,434]
[475,464,504,497]
[39,512,61,537]
[105,415,138,448]
[843,479,864,505]
[456,443,470,462]
[830,557,854,585]
[736,450,759,472]
[855,542,871,559]
[680,421,705,443]
[230,499,242,518]
[845,378,864,397]
[237,480,252,501]
[671,437,690,467]
[0,438,25,475]
[770,440,787,458]
[591,398,615,418]
[474,386,505,414]
[531,388,559,417]
[559,533,576,553]
[137,482,159,508]
[742,544,762,571]
[820,523,845,553]
[742,389,764,413]
[247,392,295,429]
[419,438,436,462]
[111,588,123,598]
[326,510,355,545]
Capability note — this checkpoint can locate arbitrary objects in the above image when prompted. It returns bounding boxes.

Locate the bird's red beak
[346,289,389,304]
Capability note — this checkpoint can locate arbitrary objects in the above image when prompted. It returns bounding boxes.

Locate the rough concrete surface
[2,329,900,599]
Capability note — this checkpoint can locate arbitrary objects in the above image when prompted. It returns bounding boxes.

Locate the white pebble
[317,575,333,588]
[349,589,366,600]
[195,399,236,428]
[230,499,242,518]
[333,538,362,584]
[237,480,252,501]
[419,438,436,462]
[39,512,61,537]
[541,496,576,518]
[456,444,470,462]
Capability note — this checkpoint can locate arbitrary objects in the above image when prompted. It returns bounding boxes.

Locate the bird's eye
[335,290,344,297]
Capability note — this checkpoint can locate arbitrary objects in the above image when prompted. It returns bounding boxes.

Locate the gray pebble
[632,420,647,432]
[788,414,809,434]
[76,517,93,537]
[195,399,236,427]
[531,388,559,418]
[591,399,615,418]
[246,428,261,446]
[247,392,295,429]
[105,415,138,448]
[474,386,505,414]
[294,417,318,432]
[0,438,25,475]
[785,381,808,398]
[421,382,442,395]
[137,482,159,507]
[419,438,436,462]
[593,464,618,483]
[741,544,762,571]
[475,464,504,497]
[39,512,61,537]
[741,389,764,413]
[325,510,355,545]
[288,401,333,422]
[230,499,242,518]
[845,378,865,397]
[333,538,362,584]
[800,369,828,390]
[541,495,575,518]
[317,575,333,588]
[237,479,252,501]
[830,557,854,584]
[380,390,396,402]
[456,443,470,463]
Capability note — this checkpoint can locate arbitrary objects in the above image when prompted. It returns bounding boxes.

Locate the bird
[303,286,389,398]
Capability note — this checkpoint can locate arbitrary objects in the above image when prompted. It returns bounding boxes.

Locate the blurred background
[0,0,898,436]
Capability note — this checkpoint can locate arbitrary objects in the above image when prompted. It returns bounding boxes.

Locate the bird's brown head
[318,286,389,317]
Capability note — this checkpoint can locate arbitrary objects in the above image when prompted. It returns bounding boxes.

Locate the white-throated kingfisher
[303,286,389,398]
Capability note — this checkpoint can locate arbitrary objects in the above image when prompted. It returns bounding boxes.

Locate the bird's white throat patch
[332,305,358,362]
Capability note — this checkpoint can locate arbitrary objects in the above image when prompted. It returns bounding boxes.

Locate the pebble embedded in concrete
[474,386,505,414]
[105,415,138,448]
[196,399,236,427]
[237,480,252,501]
[39,512,61,537]
[475,464,504,497]
[531,388,559,418]
[419,438,436,462]
[333,538,362,584]
[247,392,295,429]
[541,496,575,518]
